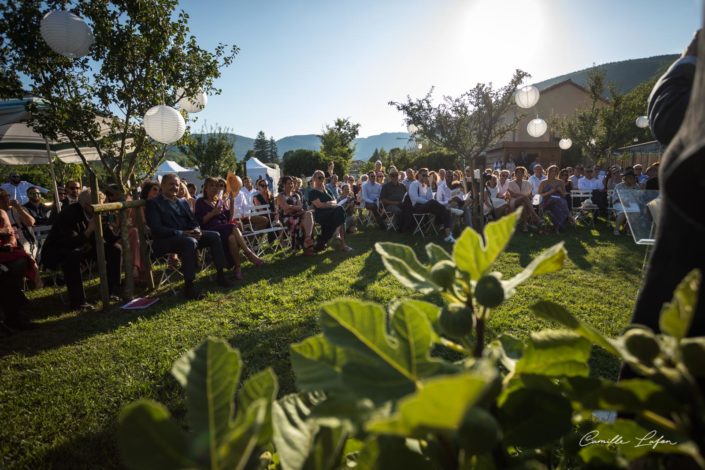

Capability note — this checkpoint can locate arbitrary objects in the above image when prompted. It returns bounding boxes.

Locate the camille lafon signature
[579,430,678,450]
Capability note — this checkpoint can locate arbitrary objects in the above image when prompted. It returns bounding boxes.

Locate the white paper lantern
[515,85,540,109]
[417,143,423,150]
[559,138,573,150]
[635,115,649,129]
[40,10,94,59]
[526,118,547,138]
[178,89,208,113]
[143,105,186,144]
[407,123,418,134]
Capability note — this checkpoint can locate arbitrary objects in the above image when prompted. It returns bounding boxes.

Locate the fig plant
[118,211,705,469]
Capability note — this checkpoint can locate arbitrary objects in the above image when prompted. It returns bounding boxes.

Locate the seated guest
[577,167,603,191]
[338,183,358,233]
[507,166,541,232]
[408,168,455,243]
[633,164,648,186]
[603,166,622,191]
[0,189,37,257]
[309,170,352,252]
[277,176,316,255]
[41,189,121,311]
[0,207,39,330]
[484,175,509,219]
[570,165,584,188]
[186,182,198,199]
[380,168,407,228]
[644,162,660,190]
[496,170,511,199]
[538,165,571,234]
[362,171,385,229]
[252,179,278,218]
[1,172,49,205]
[240,176,255,204]
[528,164,546,196]
[403,169,415,190]
[104,185,146,284]
[145,173,232,299]
[326,174,340,199]
[195,177,264,281]
[178,180,196,213]
[612,169,640,236]
[559,168,574,210]
[60,180,82,210]
[23,187,53,226]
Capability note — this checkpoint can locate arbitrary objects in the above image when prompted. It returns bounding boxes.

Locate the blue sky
[179,0,702,138]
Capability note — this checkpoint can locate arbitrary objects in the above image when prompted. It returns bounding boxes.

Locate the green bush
[118,209,705,469]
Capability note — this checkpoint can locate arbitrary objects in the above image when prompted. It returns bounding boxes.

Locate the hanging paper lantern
[40,10,94,59]
[417,143,423,150]
[559,138,573,150]
[177,88,208,113]
[635,115,649,129]
[589,137,597,146]
[407,123,418,134]
[526,118,547,138]
[515,85,540,109]
[143,105,185,144]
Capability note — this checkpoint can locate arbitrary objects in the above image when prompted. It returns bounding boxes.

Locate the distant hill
[173,55,677,165]
[534,54,677,95]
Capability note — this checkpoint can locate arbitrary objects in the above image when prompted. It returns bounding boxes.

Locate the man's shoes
[72,303,96,312]
[216,272,233,288]
[183,284,204,301]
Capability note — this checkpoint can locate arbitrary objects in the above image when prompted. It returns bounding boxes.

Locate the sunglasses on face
[317,176,324,180]
[29,191,40,195]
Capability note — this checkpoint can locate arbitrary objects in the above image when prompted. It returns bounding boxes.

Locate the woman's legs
[227,232,242,268]
[302,211,314,244]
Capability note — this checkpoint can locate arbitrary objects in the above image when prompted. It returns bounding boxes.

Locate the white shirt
[578,177,603,191]
[408,180,433,206]
[497,178,510,198]
[569,175,582,188]
[240,187,254,206]
[527,174,546,196]
[1,181,49,205]
[361,181,382,205]
[435,181,452,206]
[233,191,252,216]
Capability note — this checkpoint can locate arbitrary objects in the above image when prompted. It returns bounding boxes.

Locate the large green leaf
[272,393,348,470]
[320,299,445,402]
[453,210,520,281]
[354,436,434,469]
[514,330,592,377]
[391,299,442,340]
[659,269,701,340]
[375,242,440,294]
[290,334,346,392]
[218,398,268,470]
[117,400,198,470]
[501,242,566,297]
[367,370,496,437]
[530,301,620,356]
[498,388,573,447]
[425,242,452,265]
[171,338,242,467]
[236,368,278,445]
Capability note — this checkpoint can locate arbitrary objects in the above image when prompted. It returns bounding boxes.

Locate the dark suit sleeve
[146,198,181,239]
[648,57,696,145]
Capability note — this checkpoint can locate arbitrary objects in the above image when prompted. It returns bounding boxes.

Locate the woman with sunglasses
[309,170,352,252]
[507,166,542,232]
[195,177,264,280]
[253,180,277,220]
[277,176,315,255]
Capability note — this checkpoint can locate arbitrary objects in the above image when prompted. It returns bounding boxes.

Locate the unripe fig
[439,303,474,339]
[431,260,456,290]
[458,407,501,455]
[474,273,505,308]
[624,329,660,365]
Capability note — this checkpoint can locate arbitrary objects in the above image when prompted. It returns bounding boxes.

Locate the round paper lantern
[559,138,572,150]
[40,10,94,59]
[526,118,547,138]
[515,85,540,109]
[143,105,185,144]
[417,143,423,150]
[407,123,418,134]
[589,137,597,146]
[178,89,208,113]
[635,115,649,129]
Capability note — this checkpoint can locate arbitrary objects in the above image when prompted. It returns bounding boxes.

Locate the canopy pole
[44,138,62,213]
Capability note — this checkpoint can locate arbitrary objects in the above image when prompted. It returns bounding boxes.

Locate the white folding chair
[570,190,597,226]
[238,204,286,256]
[412,213,437,238]
[378,201,398,231]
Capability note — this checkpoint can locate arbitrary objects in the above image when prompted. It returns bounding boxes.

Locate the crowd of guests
[0,159,658,333]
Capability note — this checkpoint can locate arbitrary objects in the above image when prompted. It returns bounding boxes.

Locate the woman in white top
[496,170,511,198]
[506,166,541,232]
[484,175,509,219]
[612,170,640,235]
[0,189,36,256]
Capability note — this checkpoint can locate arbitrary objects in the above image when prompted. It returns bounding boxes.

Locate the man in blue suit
[146,173,231,299]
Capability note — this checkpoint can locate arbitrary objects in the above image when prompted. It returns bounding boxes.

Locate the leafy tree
[368,148,380,163]
[179,123,237,178]
[390,69,529,227]
[243,149,255,162]
[252,131,269,162]
[281,149,327,178]
[267,137,279,165]
[319,118,360,176]
[0,0,238,191]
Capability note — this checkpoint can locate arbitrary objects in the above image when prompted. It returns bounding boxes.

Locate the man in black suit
[146,173,231,300]
[40,189,121,311]
[632,28,705,337]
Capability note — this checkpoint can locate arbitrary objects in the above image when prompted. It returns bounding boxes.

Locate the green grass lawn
[0,223,646,469]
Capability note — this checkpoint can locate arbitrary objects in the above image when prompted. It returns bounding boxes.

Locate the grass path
[0,224,645,468]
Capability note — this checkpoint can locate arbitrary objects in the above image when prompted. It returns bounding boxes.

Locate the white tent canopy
[154,160,203,193]
[246,157,280,192]
[155,160,190,175]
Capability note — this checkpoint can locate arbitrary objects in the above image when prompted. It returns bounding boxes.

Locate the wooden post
[120,208,134,300]
[90,174,110,309]
[134,205,155,290]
